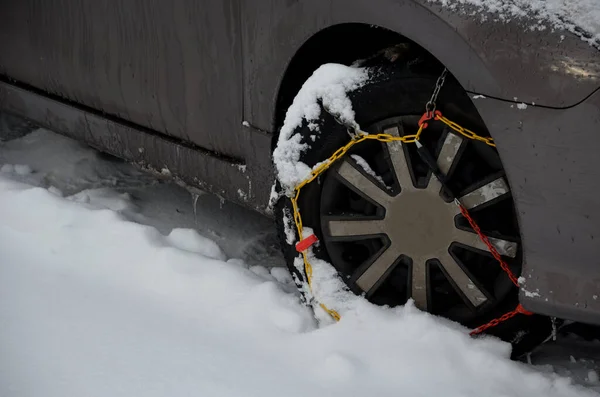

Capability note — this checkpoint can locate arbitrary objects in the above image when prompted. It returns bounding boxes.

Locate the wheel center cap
[385,183,457,258]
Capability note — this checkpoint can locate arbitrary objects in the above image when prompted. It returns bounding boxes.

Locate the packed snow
[0,172,596,397]
[431,0,600,47]
[0,126,280,266]
[272,63,369,191]
[2,120,600,396]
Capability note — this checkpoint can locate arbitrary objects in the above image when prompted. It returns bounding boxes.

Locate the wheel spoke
[459,177,510,210]
[336,160,392,207]
[425,130,465,197]
[354,243,402,296]
[424,173,453,200]
[437,129,465,176]
[384,126,415,193]
[437,252,488,308]
[425,176,462,217]
[453,229,518,258]
[326,218,386,240]
[411,258,428,311]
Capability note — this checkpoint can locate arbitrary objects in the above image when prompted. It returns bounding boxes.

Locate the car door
[0,0,245,159]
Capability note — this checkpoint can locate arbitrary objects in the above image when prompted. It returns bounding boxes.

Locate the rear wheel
[275,61,552,357]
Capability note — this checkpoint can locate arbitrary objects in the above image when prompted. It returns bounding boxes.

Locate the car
[1,0,599,355]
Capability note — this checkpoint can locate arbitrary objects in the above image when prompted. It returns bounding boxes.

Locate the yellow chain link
[436,114,496,147]
[290,113,494,321]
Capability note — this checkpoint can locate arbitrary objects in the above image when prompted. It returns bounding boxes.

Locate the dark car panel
[2,1,598,150]
[243,0,600,133]
[0,0,277,212]
[0,80,275,214]
[470,88,600,323]
[1,0,600,324]
[421,1,600,107]
[0,0,245,158]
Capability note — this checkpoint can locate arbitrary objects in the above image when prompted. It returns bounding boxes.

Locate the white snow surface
[431,0,600,46]
[273,63,369,191]
[0,182,595,397]
[1,123,600,396]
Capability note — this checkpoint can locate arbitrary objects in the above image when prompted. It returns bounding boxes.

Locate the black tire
[275,61,552,358]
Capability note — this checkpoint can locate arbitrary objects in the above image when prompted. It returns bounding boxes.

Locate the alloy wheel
[320,115,521,323]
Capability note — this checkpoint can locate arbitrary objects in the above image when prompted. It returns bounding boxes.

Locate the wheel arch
[260,2,499,149]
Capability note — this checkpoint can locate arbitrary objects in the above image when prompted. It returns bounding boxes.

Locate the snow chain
[290,69,532,335]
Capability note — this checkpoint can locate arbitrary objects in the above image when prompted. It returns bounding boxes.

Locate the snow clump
[273,64,370,192]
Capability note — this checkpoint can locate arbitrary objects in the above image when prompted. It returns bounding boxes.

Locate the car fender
[242,0,600,132]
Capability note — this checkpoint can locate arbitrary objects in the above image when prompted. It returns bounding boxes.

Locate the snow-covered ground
[1,116,599,397]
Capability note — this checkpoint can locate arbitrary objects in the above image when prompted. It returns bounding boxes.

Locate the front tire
[275,61,551,358]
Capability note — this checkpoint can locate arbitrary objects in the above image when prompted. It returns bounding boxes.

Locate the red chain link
[456,199,533,335]
[469,304,532,336]
[457,203,521,286]
[415,109,534,336]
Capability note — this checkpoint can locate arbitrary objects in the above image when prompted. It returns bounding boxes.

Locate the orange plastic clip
[295,234,318,252]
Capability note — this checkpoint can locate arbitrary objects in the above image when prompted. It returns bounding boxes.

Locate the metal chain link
[425,68,448,114]
[322,103,363,139]
[436,113,496,147]
[457,200,520,286]
[469,304,531,335]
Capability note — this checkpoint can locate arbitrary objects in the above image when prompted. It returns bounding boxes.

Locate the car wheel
[275,62,552,358]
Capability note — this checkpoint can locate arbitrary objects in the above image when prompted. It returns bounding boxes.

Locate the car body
[0,0,599,325]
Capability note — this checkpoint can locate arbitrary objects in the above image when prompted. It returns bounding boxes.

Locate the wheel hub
[321,120,519,315]
[386,184,456,258]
